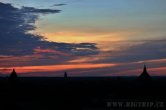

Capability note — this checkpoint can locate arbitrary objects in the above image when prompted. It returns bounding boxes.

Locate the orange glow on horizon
[0,63,117,75]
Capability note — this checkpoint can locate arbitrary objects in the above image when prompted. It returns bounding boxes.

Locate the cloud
[79,40,166,64]
[64,40,166,76]
[21,7,61,14]
[0,2,99,58]
[53,3,66,6]
[109,40,166,63]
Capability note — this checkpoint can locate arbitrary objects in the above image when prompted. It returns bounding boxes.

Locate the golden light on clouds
[37,30,138,43]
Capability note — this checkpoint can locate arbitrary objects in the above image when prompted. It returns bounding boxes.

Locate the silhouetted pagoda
[64,72,68,78]
[9,69,18,79]
[138,65,151,80]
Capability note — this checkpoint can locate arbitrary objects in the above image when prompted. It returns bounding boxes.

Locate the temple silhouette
[8,66,152,80]
[9,69,18,82]
[138,65,151,80]
[2,65,165,110]
[64,72,68,78]
[9,69,17,79]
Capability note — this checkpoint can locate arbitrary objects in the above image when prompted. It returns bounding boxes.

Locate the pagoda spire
[9,68,18,84]
[10,69,17,79]
[138,65,151,80]
[143,64,148,73]
[64,72,68,78]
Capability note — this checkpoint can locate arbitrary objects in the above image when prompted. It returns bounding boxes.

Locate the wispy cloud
[53,3,66,7]
[21,6,61,14]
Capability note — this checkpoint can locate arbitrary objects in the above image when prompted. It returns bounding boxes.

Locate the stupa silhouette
[9,69,17,79]
[64,72,68,78]
[138,65,151,80]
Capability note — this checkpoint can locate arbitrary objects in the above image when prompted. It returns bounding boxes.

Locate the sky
[0,0,166,76]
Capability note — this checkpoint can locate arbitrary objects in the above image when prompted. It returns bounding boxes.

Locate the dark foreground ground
[0,77,166,110]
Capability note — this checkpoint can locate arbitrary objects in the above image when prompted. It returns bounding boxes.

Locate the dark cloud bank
[0,2,99,57]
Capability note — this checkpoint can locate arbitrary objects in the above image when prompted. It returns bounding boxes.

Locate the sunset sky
[0,0,166,76]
